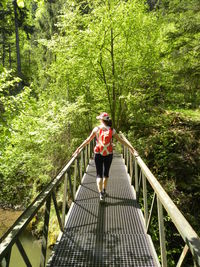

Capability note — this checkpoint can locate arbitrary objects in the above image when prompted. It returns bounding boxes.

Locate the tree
[13,0,22,78]
[158,0,200,108]
[0,0,35,86]
[0,1,13,69]
[41,0,161,129]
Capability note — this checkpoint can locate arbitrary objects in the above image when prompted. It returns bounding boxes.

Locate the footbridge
[0,134,200,267]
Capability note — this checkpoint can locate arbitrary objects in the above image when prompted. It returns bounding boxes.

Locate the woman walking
[74,112,138,202]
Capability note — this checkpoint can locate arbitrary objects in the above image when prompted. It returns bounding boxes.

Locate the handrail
[120,133,200,267]
[0,142,93,267]
[1,134,200,267]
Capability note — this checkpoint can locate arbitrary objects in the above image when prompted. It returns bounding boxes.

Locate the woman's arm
[113,133,139,157]
[73,130,96,156]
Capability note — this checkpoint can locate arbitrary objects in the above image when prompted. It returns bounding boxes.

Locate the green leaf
[17,0,24,8]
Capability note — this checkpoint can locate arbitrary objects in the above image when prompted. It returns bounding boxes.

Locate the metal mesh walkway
[47,155,158,267]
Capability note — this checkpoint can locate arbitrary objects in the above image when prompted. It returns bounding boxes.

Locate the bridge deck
[47,155,158,267]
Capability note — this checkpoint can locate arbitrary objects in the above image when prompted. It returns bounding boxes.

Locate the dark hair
[103,119,112,128]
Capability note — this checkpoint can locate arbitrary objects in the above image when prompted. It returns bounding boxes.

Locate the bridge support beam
[176,244,189,267]
[142,173,148,228]
[16,238,32,267]
[62,172,68,227]
[73,160,77,197]
[135,160,139,200]
[5,249,11,267]
[52,191,64,232]
[157,197,167,267]
[40,196,51,267]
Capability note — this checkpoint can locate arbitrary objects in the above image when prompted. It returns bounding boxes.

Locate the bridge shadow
[49,197,155,266]
[79,183,98,194]
[185,237,200,266]
[89,201,153,266]
[85,172,96,177]
[105,195,140,207]
[93,202,106,265]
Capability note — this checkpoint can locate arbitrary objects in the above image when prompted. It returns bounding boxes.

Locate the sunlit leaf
[16,0,24,8]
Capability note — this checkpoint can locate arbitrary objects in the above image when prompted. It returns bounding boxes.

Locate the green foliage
[0,68,21,96]
[16,0,24,8]
[128,108,200,238]
[158,0,200,108]
[0,69,22,152]
[0,0,200,262]
[42,0,161,128]
[0,85,91,205]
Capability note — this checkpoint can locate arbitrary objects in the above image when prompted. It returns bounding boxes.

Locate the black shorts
[94,153,113,179]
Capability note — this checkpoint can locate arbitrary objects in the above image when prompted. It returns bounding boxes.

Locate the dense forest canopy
[0,0,200,264]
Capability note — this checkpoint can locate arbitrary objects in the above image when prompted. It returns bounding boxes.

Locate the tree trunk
[147,0,160,10]
[29,49,31,68]
[2,30,5,67]
[13,0,21,77]
[9,44,12,68]
[110,27,116,128]
[108,0,116,128]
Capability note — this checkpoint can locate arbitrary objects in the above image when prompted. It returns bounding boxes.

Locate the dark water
[0,209,51,267]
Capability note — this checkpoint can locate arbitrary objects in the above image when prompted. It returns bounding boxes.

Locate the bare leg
[103,177,108,190]
[97,178,103,193]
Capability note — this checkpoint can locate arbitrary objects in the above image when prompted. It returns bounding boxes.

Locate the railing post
[126,148,129,173]
[68,169,74,202]
[62,172,68,227]
[73,159,77,197]
[77,157,81,184]
[88,143,90,161]
[85,145,88,166]
[131,161,135,185]
[157,196,167,267]
[130,153,133,180]
[92,139,95,157]
[138,170,142,200]
[142,173,148,228]
[91,139,94,157]
[40,196,51,267]
[122,145,124,159]
[83,149,86,173]
[80,151,83,180]
[125,147,127,164]
[87,144,89,163]
[135,160,139,199]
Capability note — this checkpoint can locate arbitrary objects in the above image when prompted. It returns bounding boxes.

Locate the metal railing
[1,134,200,267]
[120,133,200,267]
[0,142,93,267]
